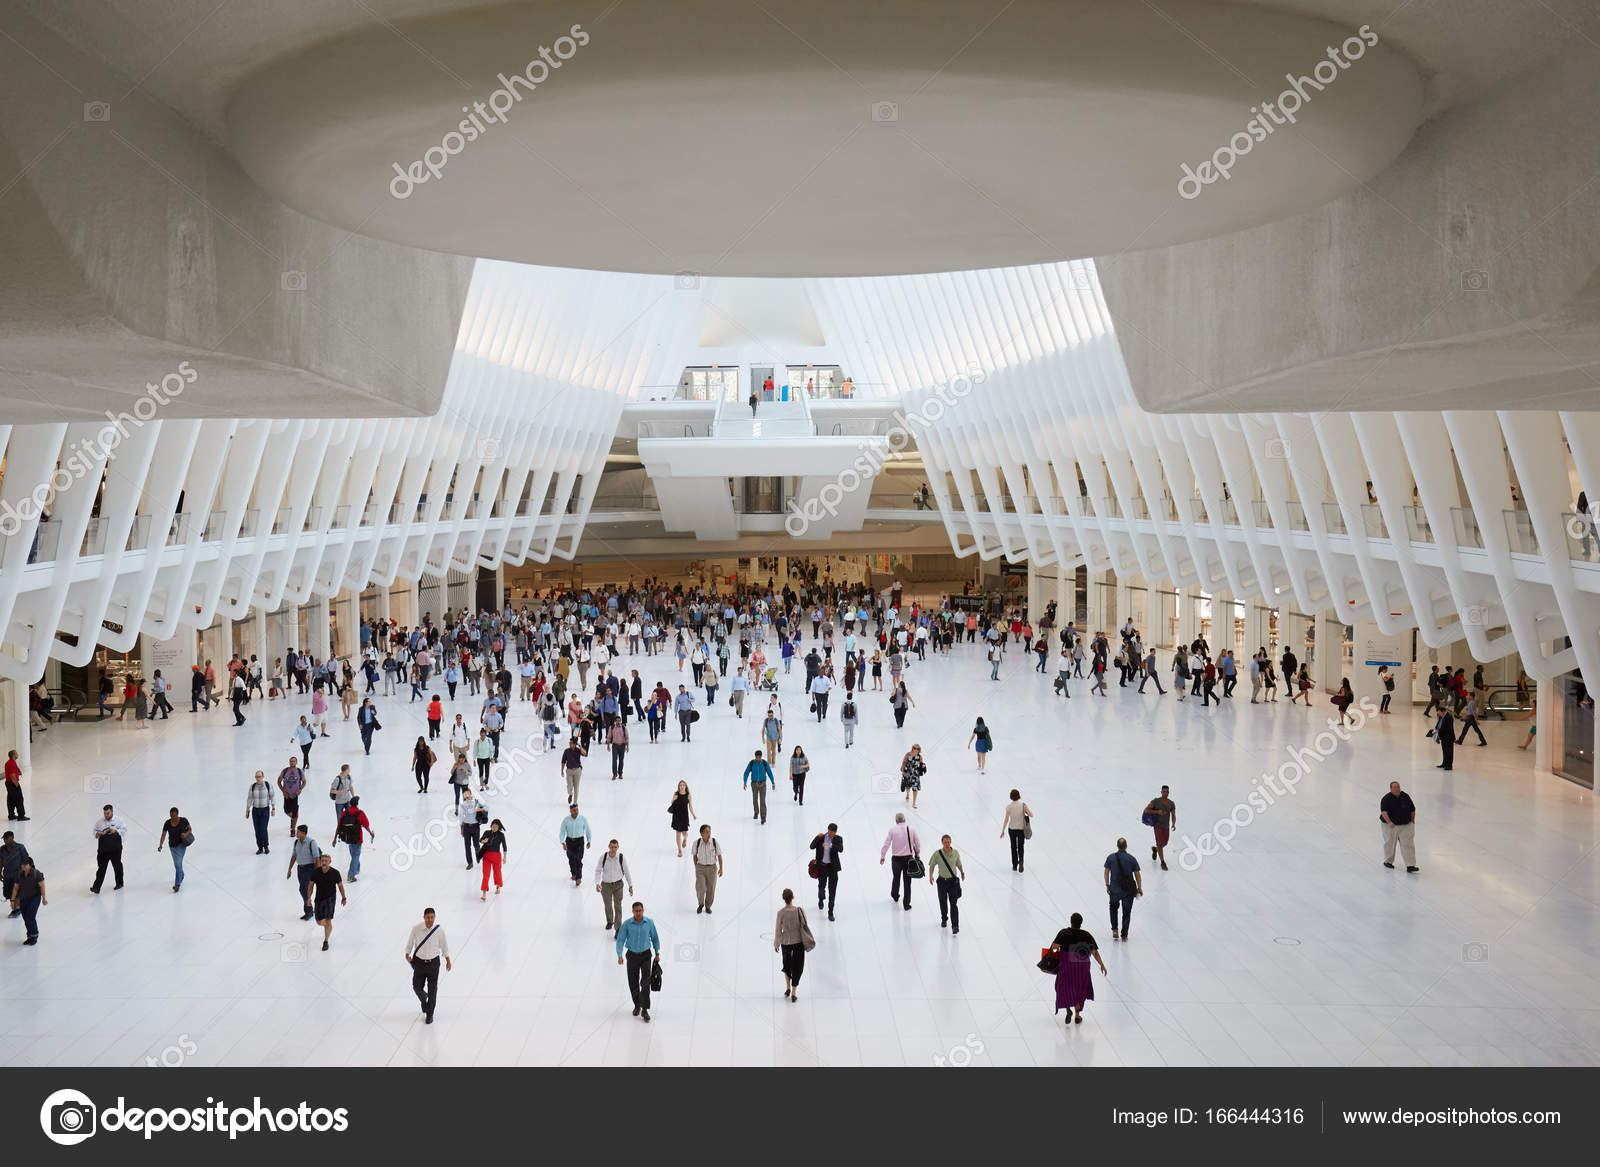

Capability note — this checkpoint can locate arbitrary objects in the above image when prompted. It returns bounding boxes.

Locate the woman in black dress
[668,780,694,856]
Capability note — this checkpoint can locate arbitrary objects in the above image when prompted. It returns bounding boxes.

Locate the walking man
[879,812,920,911]
[90,804,126,894]
[809,824,843,920]
[1144,785,1175,871]
[246,770,276,854]
[1380,781,1419,872]
[1456,691,1488,747]
[558,803,591,887]
[608,717,629,779]
[929,835,965,934]
[594,839,632,931]
[9,854,44,945]
[691,824,722,914]
[1103,837,1143,941]
[675,685,696,741]
[277,756,305,839]
[286,825,323,921]
[616,901,661,1022]
[1138,647,1165,694]
[357,699,380,755]
[743,750,774,824]
[561,737,587,804]
[307,852,346,951]
[2,831,29,918]
[405,907,451,1024]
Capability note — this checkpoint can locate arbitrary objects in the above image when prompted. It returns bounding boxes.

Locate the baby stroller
[758,667,780,691]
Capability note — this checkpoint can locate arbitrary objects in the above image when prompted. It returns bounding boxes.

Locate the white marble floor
[3,639,1598,1068]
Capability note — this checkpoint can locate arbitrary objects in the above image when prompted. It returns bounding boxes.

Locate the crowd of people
[3,571,1476,1037]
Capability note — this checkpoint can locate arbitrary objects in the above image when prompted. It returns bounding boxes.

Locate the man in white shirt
[90,804,128,893]
[449,714,472,755]
[593,839,633,931]
[809,671,832,721]
[405,908,451,1024]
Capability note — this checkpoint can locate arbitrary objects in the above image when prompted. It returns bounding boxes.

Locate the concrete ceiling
[16,0,1467,277]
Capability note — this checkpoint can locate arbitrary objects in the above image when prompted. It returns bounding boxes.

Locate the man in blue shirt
[1103,837,1143,941]
[615,901,661,1021]
[557,803,591,886]
[743,750,774,824]
[674,685,696,742]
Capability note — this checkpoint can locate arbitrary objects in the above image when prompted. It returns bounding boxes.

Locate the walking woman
[1333,677,1355,724]
[900,744,926,809]
[668,780,694,857]
[967,717,994,772]
[133,678,150,729]
[340,662,357,718]
[449,750,473,809]
[474,728,495,788]
[156,806,192,892]
[890,681,914,728]
[870,650,884,691]
[1001,789,1031,873]
[647,685,667,743]
[774,888,814,1002]
[789,746,811,805]
[413,736,436,793]
[1049,912,1107,1025]
[1261,659,1278,702]
[1292,664,1314,706]
[477,818,508,899]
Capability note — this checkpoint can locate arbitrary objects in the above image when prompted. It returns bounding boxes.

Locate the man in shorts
[1145,785,1176,871]
[307,852,347,951]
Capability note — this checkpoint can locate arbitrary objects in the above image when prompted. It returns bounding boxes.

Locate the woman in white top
[1000,789,1032,873]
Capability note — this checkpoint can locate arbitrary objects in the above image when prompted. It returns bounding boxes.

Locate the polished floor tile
[4,636,1598,1065]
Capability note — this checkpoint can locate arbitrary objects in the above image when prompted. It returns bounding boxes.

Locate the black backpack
[337,809,362,845]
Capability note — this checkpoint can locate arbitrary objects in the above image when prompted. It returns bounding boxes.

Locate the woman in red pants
[478,818,508,900]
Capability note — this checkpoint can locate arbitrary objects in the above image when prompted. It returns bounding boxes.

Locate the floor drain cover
[258,932,285,941]
[1273,936,1301,946]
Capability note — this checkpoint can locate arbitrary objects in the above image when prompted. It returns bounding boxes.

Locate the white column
[377,587,391,623]
[1,676,28,769]
[256,609,269,668]
[1176,585,1197,649]
[1534,671,1554,773]
[1026,562,1045,626]
[312,594,331,660]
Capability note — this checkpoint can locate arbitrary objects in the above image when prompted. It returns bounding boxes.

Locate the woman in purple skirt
[1051,913,1107,1025]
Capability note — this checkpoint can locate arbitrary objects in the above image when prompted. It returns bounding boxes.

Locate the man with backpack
[336,796,374,882]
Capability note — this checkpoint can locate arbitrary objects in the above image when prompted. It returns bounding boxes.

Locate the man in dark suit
[809,824,843,921]
[629,671,644,722]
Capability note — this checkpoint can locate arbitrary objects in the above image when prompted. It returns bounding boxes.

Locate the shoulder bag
[410,924,440,960]
[798,908,816,952]
[904,828,925,879]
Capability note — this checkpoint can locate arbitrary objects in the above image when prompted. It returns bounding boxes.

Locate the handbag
[649,957,663,992]
[1141,810,1160,827]
[1023,814,1033,840]
[799,909,816,952]
[808,858,819,879]
[1038,947,1060,974]
[809,699,817,713]
[179,822,195,847]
